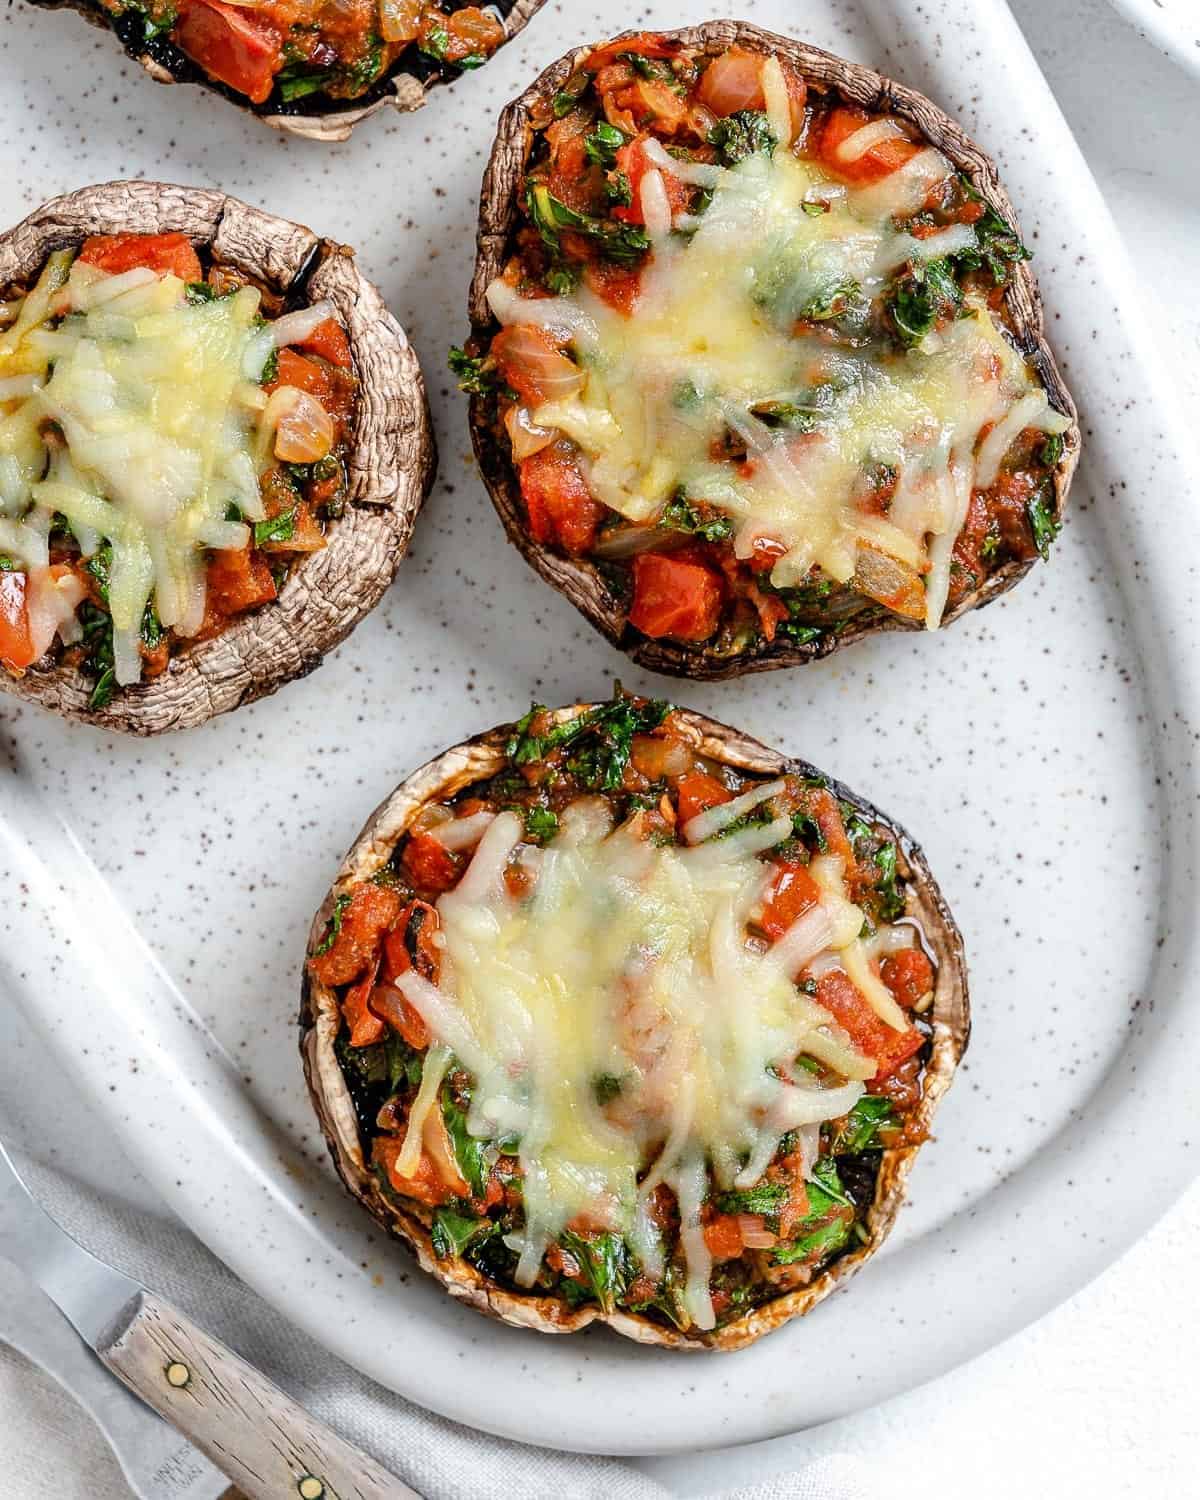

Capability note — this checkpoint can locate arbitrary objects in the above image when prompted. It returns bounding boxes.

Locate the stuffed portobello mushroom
[301,693,968,1349]
[27,0,546,141]
[0,183,434,734]
[459,23,1079,679]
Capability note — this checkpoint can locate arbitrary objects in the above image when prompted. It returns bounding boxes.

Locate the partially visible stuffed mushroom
[460,23,1080,679]
[301,693,969,1349]
[26,0,546,141]
[0,182,434,734]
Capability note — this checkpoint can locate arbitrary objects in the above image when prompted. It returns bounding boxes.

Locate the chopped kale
[829,1095,896,1154]
[526,184,650,266]
[276,65,329,102]
[777,621,824,646]
[431,1207,499,1259]
[506,697,670,792]
[558,1230,631,1313]
[708,110,776,166]
[659,493,733,542]
[799,279,866,325]
[1027,490,1061,560]
[443,1095,490,1199]
[448,346,495,395]
[874,842,904,921]
[545,263,582,295]
[313,892,351,956]
[552,73,589,117]
[606,171,633,210]
[338,40,383,94]
[888,256,964,346]
[185,281,217,304]
[419,27,451,61]
[956,200,1032,283]
[715,1181,787,1216]
[584,121,628,168]
[771,1156,854,1264]
[254,509,296,547]
[592,1071,624,1105]
[522,804,559,842]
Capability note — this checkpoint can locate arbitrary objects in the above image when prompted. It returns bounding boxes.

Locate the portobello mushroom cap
[466,21,1082,680]
[25,0,547,142]
[300,702,970,1350]
[0,182,435,735]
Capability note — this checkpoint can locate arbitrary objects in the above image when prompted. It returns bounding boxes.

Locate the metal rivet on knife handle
[100,1291,419,1499]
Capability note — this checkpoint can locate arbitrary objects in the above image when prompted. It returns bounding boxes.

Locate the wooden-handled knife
[0,1138,419,1500]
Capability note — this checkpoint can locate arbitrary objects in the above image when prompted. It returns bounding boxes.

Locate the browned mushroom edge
[0,181,435,735]
[465,20,1081,681]
[24,0,546,141]
[300,702,970,1350]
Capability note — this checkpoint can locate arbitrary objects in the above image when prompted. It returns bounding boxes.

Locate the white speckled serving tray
[2,0,1198,1458]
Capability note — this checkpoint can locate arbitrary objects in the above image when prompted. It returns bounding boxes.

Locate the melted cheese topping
[394,800,919,1330]
[489,143,1068,628]
[0,255,275,683]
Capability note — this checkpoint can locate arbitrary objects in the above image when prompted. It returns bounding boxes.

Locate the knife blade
[0,1258,231,1500]
[0,1139,417,1499]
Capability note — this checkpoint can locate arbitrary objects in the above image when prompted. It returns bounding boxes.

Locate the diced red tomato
[702,1213,744,1262]
[423,4,503,64]
[585,32,682,70]
[308,882,404,989]
[760,858,821,940]
[341,960,385,1048]
[518,440,604,555]
[401,832,462,895]
[267,348,333,404]
[881,947,934,1010]
[491,325,580,408]
[372,1135,457,1209]
[583,260,642,316]
[382,899,441,984]
[369,984,431,1051]
[173,0,284,105]
[78,232,202,282]
[628,552,723,642]
[610,134,693,225]
[0,570,35,672]
[675,769,733,825]
[204,545,276,620]
[795,784,854,867]
[815,970,925,1082]
[818,106,922,184]
[296,317,352,369]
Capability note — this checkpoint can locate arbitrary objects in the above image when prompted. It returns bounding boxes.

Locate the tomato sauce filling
[0,235,357,707]
[95,0,506,107]
[309,695,940,1333]
[455,35,1069,658]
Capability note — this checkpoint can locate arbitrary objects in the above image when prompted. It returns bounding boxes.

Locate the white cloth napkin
[2,1151,875,1500]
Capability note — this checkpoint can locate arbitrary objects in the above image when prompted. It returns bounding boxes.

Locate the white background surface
[1,0,1198,1492]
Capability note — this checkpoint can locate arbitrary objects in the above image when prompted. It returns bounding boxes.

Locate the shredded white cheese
[489,139,1061,628]
[395,806,918,1329]
[0,255,279,683]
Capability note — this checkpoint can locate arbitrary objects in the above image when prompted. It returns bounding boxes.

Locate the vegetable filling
[309,696,938,1334]
[0,233,357,705]
[456,33,1071,656]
